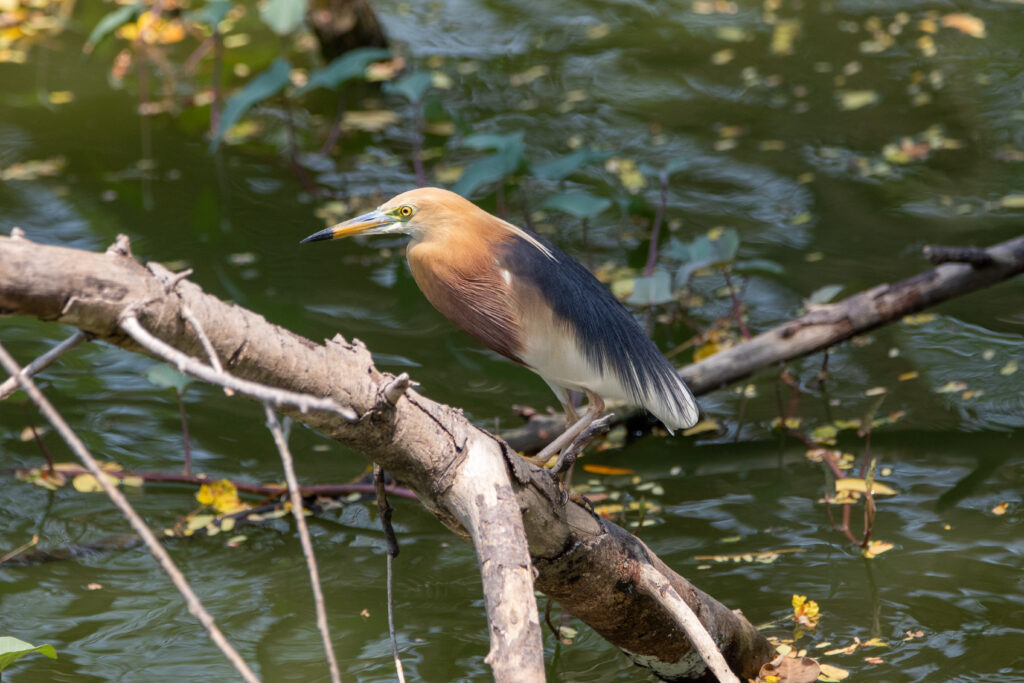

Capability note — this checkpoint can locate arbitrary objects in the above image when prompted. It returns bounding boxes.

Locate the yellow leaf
[818,663,850,681]
[835,478,897,496]
[581,464,635,475]
[864,386,887,396]
[897,371,919,381]
[941,13,985,38]
[72,473,108,492]
[121,476,144,488]
[811,425,838,443]
[902,313,936,325]
[694,341,729,361]
[862,540,894,558]
[836,90,879,111]
[1000,360,1019,376]
[682,418,720,436]
[936,381,967,393]
[186,514,215,533]
[992,501,1009,515]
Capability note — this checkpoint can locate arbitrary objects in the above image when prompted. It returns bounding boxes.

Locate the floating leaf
[758,654,820,683]
[902,313,936,325]
[146,364,193,393]
[1000,360,1018,376]
[935,381,968,393]
[682,418,721,436]
[542,190,612,219]
[211,59,292,150]
[260,0,308,36]
[818,663,850,681]
[836,90,880,111]
[302,47,391,92]
[897,371,919,381]
[0,637,57,671]
[941,13,985,38]
[835,478,897,496]
[863,540,894,558]
[807,284,844,304]
[581,464,635,475]
[992,501,1009,515]
[72,472,118,492]
[83,3,140,55]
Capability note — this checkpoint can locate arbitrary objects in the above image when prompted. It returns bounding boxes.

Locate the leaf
[451,155,513,196]
[941,13,985,38]
[862,540,894,558]
[758,654,820,683]
[542,191,612,219]
[146,364,193,393]
[581,464,635,475]
[807,284,844,304]
[211,59,292,150]
[0,637,57,671]
[186,0,233,28]
[835,478,897,496]
[735,258,785,275]
[627,270,673,306]
[386,71,433,102]
[708,227,739,262]
[682,418,720,436]
[83,3,140,55]
[302,47,391,92]
[836,90,880,111]
[260,0,308,36]
[531,148,610,181]
[818,663,850,681]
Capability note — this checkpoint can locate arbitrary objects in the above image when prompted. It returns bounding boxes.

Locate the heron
[301,187,699,472]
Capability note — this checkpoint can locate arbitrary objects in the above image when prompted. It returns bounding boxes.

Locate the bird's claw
[550,413,615,475]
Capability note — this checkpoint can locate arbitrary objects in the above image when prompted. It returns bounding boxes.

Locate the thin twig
[643,172,669,277]
[0,534,39,564]
[29,425,56,476]
[0,330,87,400]
[634,563,740,683]
[181,304,233,396]
[721,268,751,340]
[177,389,192,475]
[120,312,357,420]
[264,405,342,683]
[374,464,406,683]
[0,342,260,683]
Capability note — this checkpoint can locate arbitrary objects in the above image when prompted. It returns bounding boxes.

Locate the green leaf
[260,0,308,36]
[735,258,785,275]
[710,227,740,262]
[147,364,193,393]
[451,155,511,196]
[210,59,292,150]
[386,72,433,102]
[83,3,141,55]
[0,637,57,671]
[627,270,674,306]
[186,0,233,28]
[542,191,612,219]
[807,284,844,304]
[302,47,391,92]
[462,131,524,152]
[531,148,610,181]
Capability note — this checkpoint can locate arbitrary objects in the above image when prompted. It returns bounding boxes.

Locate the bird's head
[300,188,462,244]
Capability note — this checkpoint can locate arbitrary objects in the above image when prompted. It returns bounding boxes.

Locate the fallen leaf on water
[1000,360,1019,376]
[941,13,985,38]
[898,371,919,381]
[792,595,820,629]
[360,608,371,618]
[864,656,885,664]
[836,89,879,111]
[1,156,67,181]
[1000,194,1024,209]
[935,381,967,393]
[992,501,1009,515]
[864,386,887,396]
[87,582,103,590]
[862,540,894,558]
[581,464,634,475]
[836,478,897,496]
[818,663,850,681]
[758,654,820,683]
[682,418,720,436]
[902,313,936,325]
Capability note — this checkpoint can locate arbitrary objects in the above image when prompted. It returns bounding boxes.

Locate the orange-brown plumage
[302,187,699,470]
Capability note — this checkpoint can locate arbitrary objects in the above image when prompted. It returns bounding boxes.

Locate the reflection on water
[1,0,1023,680]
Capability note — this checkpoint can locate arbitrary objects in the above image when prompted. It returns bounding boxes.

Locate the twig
[29,425,56,477]
[0,341,260,683]
[0,534,39,564]
[177,389,192,475]
[181,304,232,396]
[721,268,751,340]
[634,563,740,683]
[374,464,406,683]
[120,311,357,420]
[264,405,341,683]
[643,172,669,277]
[0,330,87,400]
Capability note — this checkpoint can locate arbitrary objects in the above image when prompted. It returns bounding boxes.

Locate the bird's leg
[552,413,614,475]
[527,391,605,469]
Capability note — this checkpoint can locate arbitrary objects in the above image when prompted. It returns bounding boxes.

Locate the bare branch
[635,564,740,683]
[120,311,357,420]
[182,304,233,396]
[374,464,406,683]
[0,341,260,683]
[264,405,342,683]
[0,330,87,400]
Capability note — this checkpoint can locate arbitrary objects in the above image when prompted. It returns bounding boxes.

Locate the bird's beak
[300,209,394,244]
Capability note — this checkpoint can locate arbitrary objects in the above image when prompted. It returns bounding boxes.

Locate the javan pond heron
[302,187,699,471]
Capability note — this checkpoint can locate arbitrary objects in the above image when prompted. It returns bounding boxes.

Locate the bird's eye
[398,205,414,219]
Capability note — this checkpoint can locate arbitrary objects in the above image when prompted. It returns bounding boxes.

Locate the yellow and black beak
[300,209,395,244]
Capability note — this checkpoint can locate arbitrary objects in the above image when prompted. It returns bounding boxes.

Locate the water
[1,0,1023,680]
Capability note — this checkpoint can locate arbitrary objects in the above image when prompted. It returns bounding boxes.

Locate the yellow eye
[398,205,414,218]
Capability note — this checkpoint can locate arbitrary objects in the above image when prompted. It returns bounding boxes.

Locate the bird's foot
[550,413,615,475]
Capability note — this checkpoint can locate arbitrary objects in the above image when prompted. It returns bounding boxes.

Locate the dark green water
[2,0,1023,681]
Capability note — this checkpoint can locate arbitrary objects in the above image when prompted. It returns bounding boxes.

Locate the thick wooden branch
[505,234,1024,452]
[0,233,770,681]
